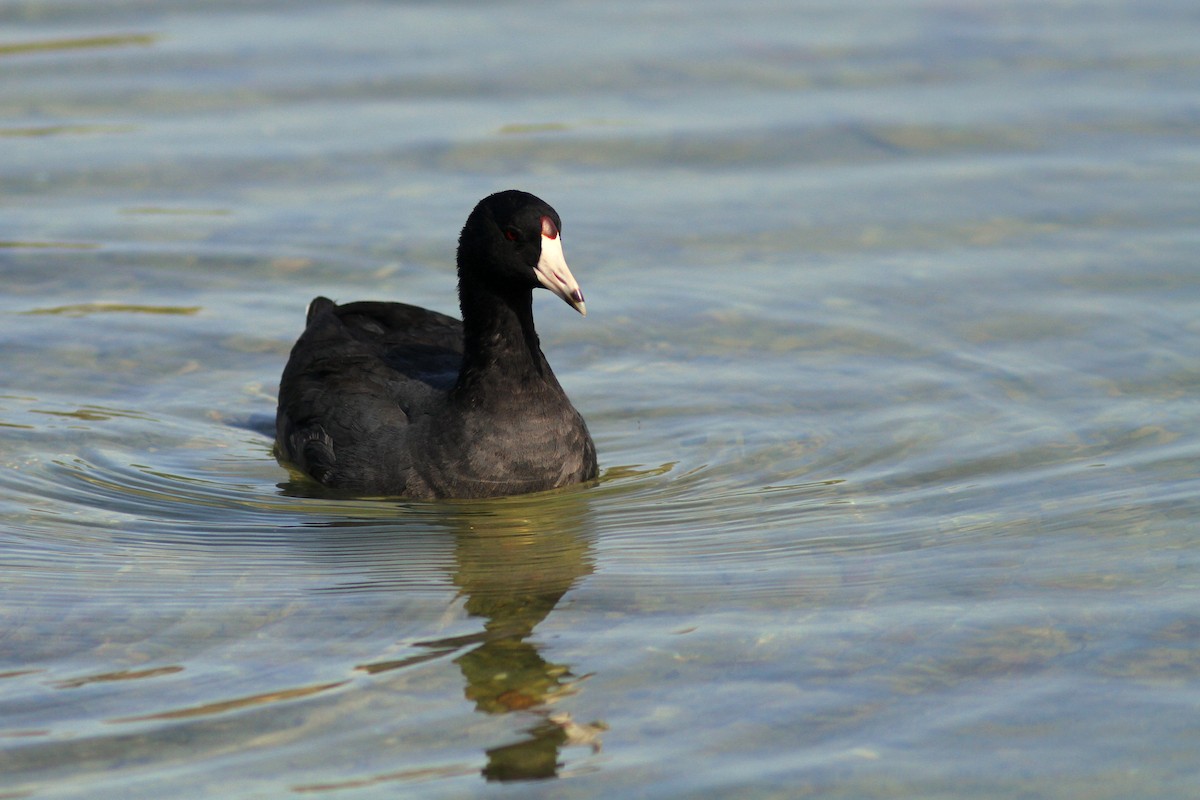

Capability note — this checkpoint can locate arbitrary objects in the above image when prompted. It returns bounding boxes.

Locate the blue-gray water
[3,1,1199,797]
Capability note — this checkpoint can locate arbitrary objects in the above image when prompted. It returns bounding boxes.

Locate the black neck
[453,278,552,403]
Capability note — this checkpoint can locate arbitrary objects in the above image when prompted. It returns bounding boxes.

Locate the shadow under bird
[275,190,598,499]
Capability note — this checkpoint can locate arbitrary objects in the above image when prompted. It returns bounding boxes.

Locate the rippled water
[3,1,1199,797]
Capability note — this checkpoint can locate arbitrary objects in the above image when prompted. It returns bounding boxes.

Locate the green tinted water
[2,1,1198,797]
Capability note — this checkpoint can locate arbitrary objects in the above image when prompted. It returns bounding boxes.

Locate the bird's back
[274,297,463,494]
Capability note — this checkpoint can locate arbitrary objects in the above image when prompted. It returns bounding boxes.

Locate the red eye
[503,228,519,242]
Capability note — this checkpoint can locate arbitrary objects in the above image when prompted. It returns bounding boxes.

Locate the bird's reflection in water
[356,491,605,781]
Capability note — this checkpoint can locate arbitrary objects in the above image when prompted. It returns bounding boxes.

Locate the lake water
[2,1,1199,797]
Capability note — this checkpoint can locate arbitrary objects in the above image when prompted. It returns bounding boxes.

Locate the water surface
[2,1,1199,797]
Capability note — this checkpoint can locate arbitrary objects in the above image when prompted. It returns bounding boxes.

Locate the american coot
[275,190,598,498]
